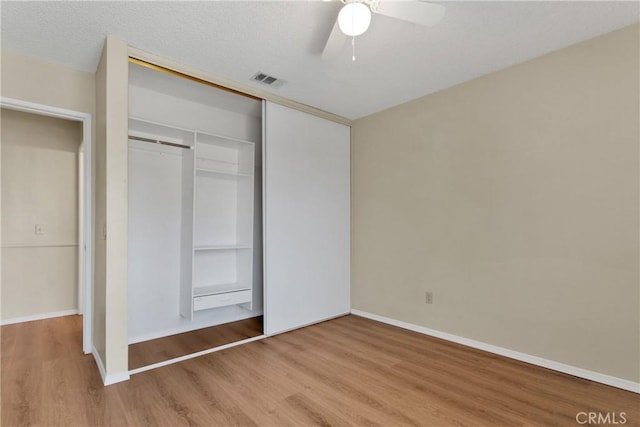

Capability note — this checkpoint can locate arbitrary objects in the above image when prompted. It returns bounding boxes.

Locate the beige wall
[352,24,639,383]
[1,41,129,381]
[94,36,129,378]
[1,109,82,320]
[1,50,95,114]
[1,51,95,322]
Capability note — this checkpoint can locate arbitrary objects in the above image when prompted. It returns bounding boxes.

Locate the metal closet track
[128,57,262,102]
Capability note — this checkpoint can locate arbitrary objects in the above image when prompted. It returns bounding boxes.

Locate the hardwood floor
[129,317,263,369]
[2,314,638,426]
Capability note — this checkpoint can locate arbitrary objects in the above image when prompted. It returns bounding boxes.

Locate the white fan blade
[374,1,445,27]
[322,19,347,60]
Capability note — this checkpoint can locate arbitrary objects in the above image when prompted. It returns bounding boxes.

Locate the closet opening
[1,103,93,355]
[127,60,265,371]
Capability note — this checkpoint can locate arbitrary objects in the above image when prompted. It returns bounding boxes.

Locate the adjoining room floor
[2,315,638,426]
[128,316,263,370]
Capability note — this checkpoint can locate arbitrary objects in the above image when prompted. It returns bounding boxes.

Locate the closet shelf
[194,283,251,297]
[193,287,252,311]
[194,245,252,251]
[196,131,256,147]
[196,168,253,179]
[129,117,195,146]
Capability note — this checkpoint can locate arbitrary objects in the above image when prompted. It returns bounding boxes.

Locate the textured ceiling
[1,1,638,119]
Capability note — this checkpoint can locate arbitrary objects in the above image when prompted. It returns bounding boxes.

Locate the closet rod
[128,135,192,150]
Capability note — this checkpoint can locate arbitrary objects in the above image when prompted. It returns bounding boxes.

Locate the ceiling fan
[322,0,446,60]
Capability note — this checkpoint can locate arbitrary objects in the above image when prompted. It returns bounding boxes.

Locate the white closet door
[263,101,350,335]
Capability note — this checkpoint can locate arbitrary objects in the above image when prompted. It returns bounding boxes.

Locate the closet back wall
[128,66,263,343]
[129,86,261,144]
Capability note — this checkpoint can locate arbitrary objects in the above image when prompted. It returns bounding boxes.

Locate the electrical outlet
[425,292,433,304]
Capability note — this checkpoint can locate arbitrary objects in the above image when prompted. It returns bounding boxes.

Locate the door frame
[1,96,93,354]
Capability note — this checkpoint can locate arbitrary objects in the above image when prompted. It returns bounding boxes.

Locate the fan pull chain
[351,6,356,62]
[352,36,356,61]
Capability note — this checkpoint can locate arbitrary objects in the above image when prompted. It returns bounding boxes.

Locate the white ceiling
[2,1,638,120]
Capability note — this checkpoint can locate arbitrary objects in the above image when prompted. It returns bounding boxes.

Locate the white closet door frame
[263,101,350,335]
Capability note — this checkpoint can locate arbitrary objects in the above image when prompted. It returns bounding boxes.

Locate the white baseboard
[92,346,130,386]
[1,309,78,326]
[92,346,107,384]
[350,309,640,394]
[104,371,130,386]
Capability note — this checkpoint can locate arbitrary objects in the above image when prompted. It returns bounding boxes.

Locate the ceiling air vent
[251,72,284,88]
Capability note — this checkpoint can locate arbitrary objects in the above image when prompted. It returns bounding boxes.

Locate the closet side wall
[95,36,129,380]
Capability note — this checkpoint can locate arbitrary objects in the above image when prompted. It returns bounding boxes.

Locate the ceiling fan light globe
[338,3,371,37]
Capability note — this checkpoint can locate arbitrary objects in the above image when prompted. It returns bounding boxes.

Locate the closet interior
[127,62,263,366]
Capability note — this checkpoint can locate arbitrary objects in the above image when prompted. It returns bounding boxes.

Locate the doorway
[126,61,265,374]
[0,99,92,354]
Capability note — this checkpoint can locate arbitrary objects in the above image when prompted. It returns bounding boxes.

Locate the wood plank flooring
[2,314,638,426]
[129,317,263,369]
